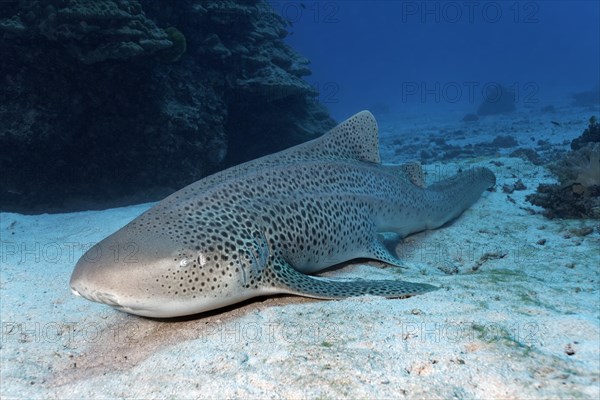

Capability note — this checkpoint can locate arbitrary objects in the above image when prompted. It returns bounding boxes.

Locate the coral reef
[0,0,173,64]
[0,0,335,213]
[571,116,600,150]
[526,181,599,219]
[527,119,600,219]
[548,143,600,190]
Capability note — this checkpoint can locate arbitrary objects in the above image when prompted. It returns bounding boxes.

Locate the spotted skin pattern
[70,111,496,318]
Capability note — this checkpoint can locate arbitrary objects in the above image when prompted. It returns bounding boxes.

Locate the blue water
[270,1,600,120]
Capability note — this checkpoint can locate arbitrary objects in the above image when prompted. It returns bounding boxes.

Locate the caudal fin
[425,166,496,228]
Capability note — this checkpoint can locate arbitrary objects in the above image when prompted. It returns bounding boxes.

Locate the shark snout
[69,227,187,317]
[70,242,127,306]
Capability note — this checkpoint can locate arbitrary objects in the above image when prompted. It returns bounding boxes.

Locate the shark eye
[179,258,189,267]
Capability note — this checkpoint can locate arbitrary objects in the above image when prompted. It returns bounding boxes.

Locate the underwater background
[1,1,599,398]
[280,0,599,120]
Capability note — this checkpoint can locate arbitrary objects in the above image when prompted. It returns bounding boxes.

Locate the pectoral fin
[267,258,437,299]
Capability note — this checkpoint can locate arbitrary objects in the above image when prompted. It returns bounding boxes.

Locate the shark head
[70,200,267,318]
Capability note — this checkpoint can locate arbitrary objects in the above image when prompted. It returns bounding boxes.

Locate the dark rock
[420,149,432,161]
[569,226,594,237]
[541,105,556,114]
[502,179,526,194]
[462,113,479,122]
[491,135,518,148]
[451,129,465,137]
[509,148,543,165]
[502,184,514,194]
[0,0,335,213]
[549,144,600,189]
[572,86,600,107]
[536,140,552,152]
[527,143,600,219]
[514,179,527,191]
[571,116,600,150]
[440,148,471,160]
[527,183,600,219]
[476,84,516,116]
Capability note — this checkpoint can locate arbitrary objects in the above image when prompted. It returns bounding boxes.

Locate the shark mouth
[71,288,121,307]
[71,287,161,317]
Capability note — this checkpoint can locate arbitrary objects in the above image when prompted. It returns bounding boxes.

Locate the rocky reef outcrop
[527,117,600,219]
[572,85,600,107]
[0,0,335,213]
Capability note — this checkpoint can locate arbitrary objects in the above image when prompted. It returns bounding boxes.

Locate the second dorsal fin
[384,162,425,188]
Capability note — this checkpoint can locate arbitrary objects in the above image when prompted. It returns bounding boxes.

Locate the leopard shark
[70,111,496,318]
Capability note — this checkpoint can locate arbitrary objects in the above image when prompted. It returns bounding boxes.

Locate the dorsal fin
[269,110,381,164]
[314,110,381,163]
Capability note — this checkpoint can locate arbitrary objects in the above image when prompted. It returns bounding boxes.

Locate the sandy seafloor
[1,100,599,399]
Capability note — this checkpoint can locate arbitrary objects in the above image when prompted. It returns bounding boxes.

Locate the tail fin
[426,167,496,228]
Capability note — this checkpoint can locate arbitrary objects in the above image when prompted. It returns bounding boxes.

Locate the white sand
[1,103,599,399]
